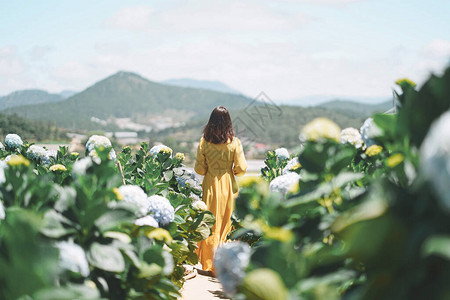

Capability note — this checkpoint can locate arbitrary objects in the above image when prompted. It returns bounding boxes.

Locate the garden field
[1,67,450,300]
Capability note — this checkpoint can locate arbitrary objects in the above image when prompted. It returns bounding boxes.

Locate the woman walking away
[194,106,247,276]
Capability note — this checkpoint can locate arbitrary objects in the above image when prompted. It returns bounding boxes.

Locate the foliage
[0,135,215,299]
[225,67,450,300]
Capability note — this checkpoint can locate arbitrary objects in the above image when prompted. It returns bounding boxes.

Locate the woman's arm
[233,137,247,177]
[194,137,208,175]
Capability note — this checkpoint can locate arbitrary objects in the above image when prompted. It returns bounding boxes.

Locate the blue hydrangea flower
[118,185,150,216]
[55,240,90,277]
[147,195,175,226]
[274,148,289,160]
[269,172,301,196]
[5,134,23,150]
[214,241,251,297]
[86,135,112,153]
[360,118,382,148]
[134,215,159,227]
[149,144,173,158]
[421,110,450,212]
[27,145,50,164]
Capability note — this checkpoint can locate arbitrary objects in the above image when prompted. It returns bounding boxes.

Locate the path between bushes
[180,272,229,300]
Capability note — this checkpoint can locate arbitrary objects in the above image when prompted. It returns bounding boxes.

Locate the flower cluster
[50,164,67,172]
[365,145,383,157]
[274,148,289,160]
[147,195,175,226]
[0,199,5,220]
[174,152,185,162]
[134,215,159,227]
[269,172,301,196]
[214,241,251,297]
[300,118,341,142]
[85,135,116,162]
[192,200,207,212]
[72,157,93,176]
[55,240,90,277]
[118,185,150,216]
[149,144,173,158]
[0,160,7,184]
[421,110,450,211]
[341,127,363,149]
[5,134,23,150]
[282,157,301,175]
[27,145,50,164]
[360,118,382,148]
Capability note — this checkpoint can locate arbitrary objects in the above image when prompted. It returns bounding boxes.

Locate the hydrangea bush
[226,67,450,300]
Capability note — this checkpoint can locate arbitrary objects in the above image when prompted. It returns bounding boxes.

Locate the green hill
[0,89,63,110]
[0,113,67,142]
[317,99,393,119]
[4,72,253,131]
[153,105,365,148]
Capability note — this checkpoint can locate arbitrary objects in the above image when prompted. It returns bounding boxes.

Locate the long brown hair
[202,106,234,144]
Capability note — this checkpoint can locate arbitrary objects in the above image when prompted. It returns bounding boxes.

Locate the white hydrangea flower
[118,185,150,216]
[55,240,90,277]
[421,110,450,212]
[5,134,23,150]
[360,118,382,148]
[299,118,341,142]
[269,172,301,196]
[341,127,363,149]
[149,144,173,158]
[0,160,7,184]
[147,195,175,226]
[27,145,50,164]
[162,251,174,275]
[86,135,112,153]
[0,142,5,150]
[274,148,289,160]
[47,149,58,159]
[0,199,5,220]
[282,157,301,175]
[72,157,93,176]
[214,241,251,297]
[192,200,207,212]
[134,215,159,227]
[190,193,201,202]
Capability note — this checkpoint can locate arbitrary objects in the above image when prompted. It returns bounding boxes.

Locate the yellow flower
[174,152,185,162]
[300,118,341,142]
[146,228,173,243]
[365,145,383,157]
[386,153,404,168]
[70,152,79,158]
[49,164,67,172]
[290,163,302,171]
[256,219,293,242]
[113,187,123,200]
[7,155,30,167]
[395,78,417,88]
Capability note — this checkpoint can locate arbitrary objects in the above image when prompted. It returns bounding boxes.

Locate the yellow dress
[194,136,248,272]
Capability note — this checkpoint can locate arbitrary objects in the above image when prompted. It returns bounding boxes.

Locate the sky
[1,0,449,104]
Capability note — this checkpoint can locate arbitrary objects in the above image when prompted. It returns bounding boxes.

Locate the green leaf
[87,242,125,272]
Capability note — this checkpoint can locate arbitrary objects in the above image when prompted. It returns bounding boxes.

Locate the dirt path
[179,272,229,300]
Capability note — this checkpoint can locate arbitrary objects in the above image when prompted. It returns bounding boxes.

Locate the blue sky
[1,0,449,103]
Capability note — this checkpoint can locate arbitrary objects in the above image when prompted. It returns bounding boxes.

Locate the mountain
[59,90,77,99]
[4,72,253,130]
[318,100,393,119]
[0,89,64,110]
[162,78,241,95]
[281,95,390,106]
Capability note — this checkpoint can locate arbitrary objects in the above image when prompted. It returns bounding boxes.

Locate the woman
[194,106,247,275]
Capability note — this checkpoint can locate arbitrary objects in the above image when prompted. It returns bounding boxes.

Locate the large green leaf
[87,242,125,272]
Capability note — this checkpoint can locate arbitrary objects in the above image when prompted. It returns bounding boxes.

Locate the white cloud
[0,46,26,76]
[423,39,450,59]
[104,1,309,34]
